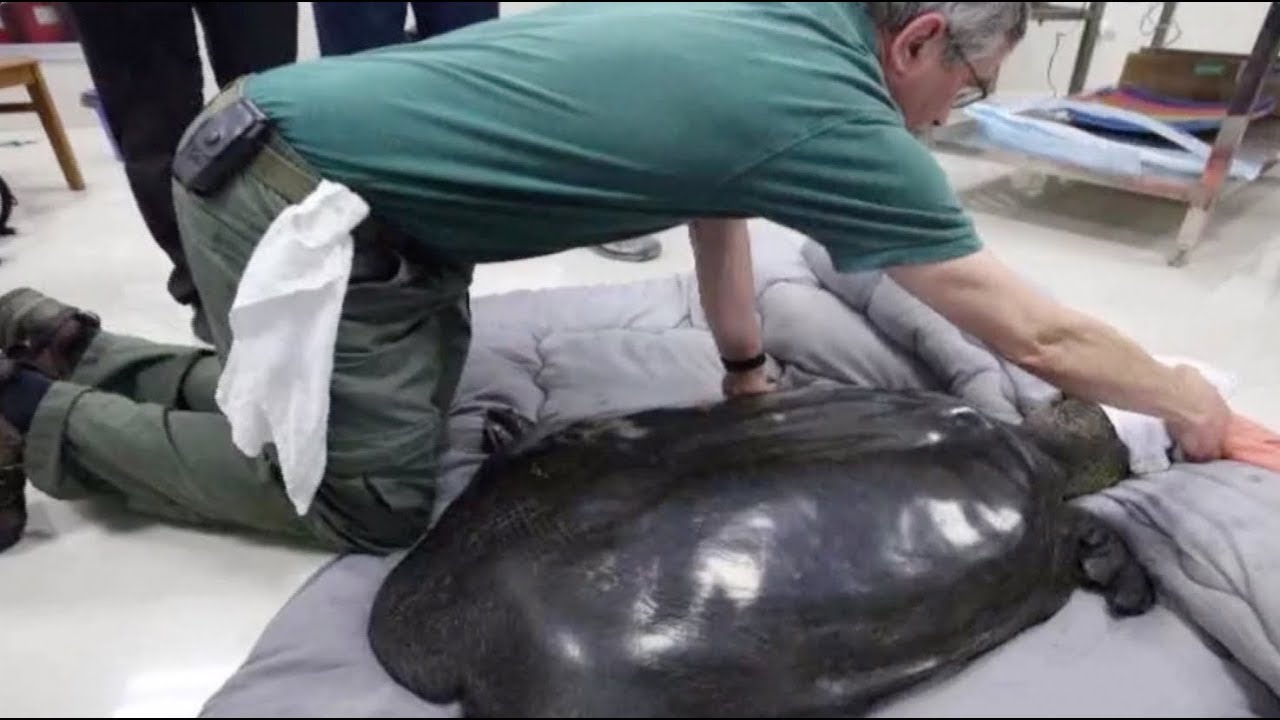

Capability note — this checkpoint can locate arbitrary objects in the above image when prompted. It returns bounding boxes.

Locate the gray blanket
[201,222,1280,717]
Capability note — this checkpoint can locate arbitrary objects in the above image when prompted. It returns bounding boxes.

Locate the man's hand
[723,367,776,398]
[1166,364,1231,461]
[887,248,1230,462]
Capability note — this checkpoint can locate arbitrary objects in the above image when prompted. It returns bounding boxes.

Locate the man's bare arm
[689,218,773,397]
[689,218,762,360]
[887,248,1230,460]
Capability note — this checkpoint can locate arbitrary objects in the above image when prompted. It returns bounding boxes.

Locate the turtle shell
[368,384,1082,717]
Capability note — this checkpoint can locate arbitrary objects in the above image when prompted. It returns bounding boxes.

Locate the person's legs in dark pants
[195,2,299,87]
[411,1,499,36]
[313,2,410,56]
[313,1,497,56]
[66,3,205,312]
[66,3,298,344]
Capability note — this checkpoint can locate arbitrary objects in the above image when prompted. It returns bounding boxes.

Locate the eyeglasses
[947,31,990,109]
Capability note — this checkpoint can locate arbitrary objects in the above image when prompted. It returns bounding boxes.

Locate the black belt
[248,132,326,206]
[248,126,426,266]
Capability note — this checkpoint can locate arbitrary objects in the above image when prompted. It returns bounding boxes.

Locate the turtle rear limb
[1065,506,1157,617]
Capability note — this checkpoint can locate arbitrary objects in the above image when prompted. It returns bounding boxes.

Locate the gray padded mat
[202,554,1279,718]
[201,225,1280,717]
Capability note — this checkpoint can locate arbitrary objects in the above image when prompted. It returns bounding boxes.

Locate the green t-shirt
[245,1,980,270]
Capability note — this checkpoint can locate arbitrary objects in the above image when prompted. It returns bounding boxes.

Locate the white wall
[998,2,1273,98]
[0,2,1269,136]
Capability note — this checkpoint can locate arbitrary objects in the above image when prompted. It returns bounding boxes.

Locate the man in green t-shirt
[0,2,1230,554]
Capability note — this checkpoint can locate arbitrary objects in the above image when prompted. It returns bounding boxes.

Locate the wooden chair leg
[25,63,85,191]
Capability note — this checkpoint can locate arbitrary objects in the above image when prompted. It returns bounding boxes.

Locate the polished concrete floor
[1,123,1277,717]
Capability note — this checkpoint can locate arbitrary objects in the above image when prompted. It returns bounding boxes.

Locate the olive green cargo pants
[24,83,474,554]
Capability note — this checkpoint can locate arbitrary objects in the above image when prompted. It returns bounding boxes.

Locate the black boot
[0,288,99,380]
[0,358,27,553]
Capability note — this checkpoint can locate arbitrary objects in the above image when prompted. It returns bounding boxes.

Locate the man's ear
[884,12,948,75]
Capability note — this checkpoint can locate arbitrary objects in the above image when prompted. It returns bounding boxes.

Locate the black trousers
[312,2,499,56]
[67,3,298,312]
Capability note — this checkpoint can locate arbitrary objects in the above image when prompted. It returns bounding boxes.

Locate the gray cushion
[201,223,1280,717]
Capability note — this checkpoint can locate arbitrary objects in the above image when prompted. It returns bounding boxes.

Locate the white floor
[0,124,1277,718]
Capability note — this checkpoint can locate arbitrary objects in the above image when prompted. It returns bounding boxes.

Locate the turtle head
[1022,397,1130,499]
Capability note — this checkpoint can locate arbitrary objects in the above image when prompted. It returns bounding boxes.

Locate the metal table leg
[1067,2,1108,95]
[1168,1,1280,266]
[1150,2,1179,49]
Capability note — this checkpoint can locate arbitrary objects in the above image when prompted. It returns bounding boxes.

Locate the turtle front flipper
[1065,506,1156,616]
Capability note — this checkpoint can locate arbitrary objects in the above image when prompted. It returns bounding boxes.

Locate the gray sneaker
[589,236,663,263]
[0,358,27,553]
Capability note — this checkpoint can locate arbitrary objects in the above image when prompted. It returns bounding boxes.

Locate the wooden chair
[0,56,85,191]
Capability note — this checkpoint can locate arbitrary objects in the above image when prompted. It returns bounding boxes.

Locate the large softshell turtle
[368,384,1155,717]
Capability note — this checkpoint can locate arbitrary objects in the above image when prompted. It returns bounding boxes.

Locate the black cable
[1047,30,1068,96]
[0,175,14,237]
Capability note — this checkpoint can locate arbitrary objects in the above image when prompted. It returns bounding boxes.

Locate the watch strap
[721,353,767,373]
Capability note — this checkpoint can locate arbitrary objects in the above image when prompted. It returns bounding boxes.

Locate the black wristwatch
[721,353,767,374]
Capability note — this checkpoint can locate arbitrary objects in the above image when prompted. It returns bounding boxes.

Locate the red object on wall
[3,2,75,43]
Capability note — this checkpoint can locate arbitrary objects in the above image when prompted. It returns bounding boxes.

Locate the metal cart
[1030,2,1111,96]
[933,2,1280,266]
